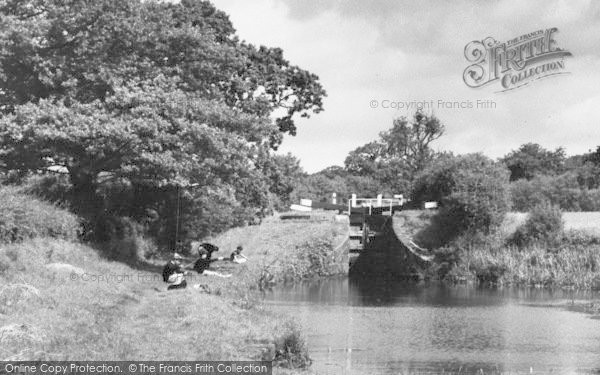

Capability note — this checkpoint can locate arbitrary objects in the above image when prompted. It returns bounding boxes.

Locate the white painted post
[377,194,382,207]
[351,194,357,208]
[332,192,337,204]
[394,194,404,206]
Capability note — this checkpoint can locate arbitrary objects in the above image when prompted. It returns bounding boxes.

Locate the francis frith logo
[463,28,572,92]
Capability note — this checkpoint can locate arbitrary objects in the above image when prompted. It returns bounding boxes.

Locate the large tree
[0,79,270,207]
[344,111,445,193]
[344,141,385,176]
[261,152,305,211]
[380,111,444,174]
[0,0,326,244]
[0,0,325,141]
[501,143,565,181]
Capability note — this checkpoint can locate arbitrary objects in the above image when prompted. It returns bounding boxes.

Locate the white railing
[347,194,405,215]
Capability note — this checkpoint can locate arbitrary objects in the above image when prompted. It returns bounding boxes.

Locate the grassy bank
[0,203,347,372]
[463,211,600,289]
[569,301,600,317]
[457,234,600,288]
[395,210,600,289]
[204,213,348,291]
[0,239,292,362]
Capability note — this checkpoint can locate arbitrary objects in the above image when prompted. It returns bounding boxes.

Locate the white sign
[424,201,438,209]
[300,199,313,207]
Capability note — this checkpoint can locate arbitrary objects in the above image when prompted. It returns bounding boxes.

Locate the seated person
[193,242,231,278]
[193,243,218,274]
[162,253,187,290]
[230,245,248,264]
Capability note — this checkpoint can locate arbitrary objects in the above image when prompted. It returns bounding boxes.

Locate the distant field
[504,212,600,235]
[396,210,600,236]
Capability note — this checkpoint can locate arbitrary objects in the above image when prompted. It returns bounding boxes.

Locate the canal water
[264,277,600,374]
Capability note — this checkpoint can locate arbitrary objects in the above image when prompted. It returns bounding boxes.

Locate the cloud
[545,95,600,155]
[215,0,600,172]
[282,0,600,57]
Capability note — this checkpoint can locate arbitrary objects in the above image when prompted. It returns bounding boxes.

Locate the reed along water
[264,277,600,374]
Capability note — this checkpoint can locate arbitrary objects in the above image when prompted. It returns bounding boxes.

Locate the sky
[213,0,600,173]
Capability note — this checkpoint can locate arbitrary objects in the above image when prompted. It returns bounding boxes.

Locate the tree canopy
[0,0,325,141]
[344,111,445,194]
[501,143,565,181]
[0,0,326,246]
[413,153,511,247]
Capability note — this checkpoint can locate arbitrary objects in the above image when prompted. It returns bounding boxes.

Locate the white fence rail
[348,194,405,215]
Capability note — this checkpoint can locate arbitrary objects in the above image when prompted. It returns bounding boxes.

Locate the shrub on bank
[0,186,80,243]
[563,229,600,246]
[509,203,564,247]
[19,174,72,205]
[271,322,312,369]
[99,216,157,264]
[578,188,600,211]
[509,178,546,211]
[434,225,600,288]
[413,153,511,247]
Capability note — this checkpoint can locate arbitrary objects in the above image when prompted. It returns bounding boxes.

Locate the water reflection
[349,278,511,307]
[264,277,600,375]
[267,276,592,307]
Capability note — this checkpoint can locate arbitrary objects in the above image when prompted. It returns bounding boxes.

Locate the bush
[175,186,258,244]
[428,245,464,281]
[98,216,157,263]
[0,186,80,243]
[419,154,511,245]
[510,203,563,247]
[272,322,311,369]
[509,179,546,211]
[411,153,458,203]
[563,230,600,246]
[19,174,72,205]
[578,189,600,211]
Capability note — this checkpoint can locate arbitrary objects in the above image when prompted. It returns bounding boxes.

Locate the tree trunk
[69,168,105,240]
[69,168,101,214]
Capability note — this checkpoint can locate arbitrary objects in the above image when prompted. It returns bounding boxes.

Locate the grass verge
[0,186,79,243]
[460,234,600,288]
[0,211,348,374]
[199,212,348,297]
